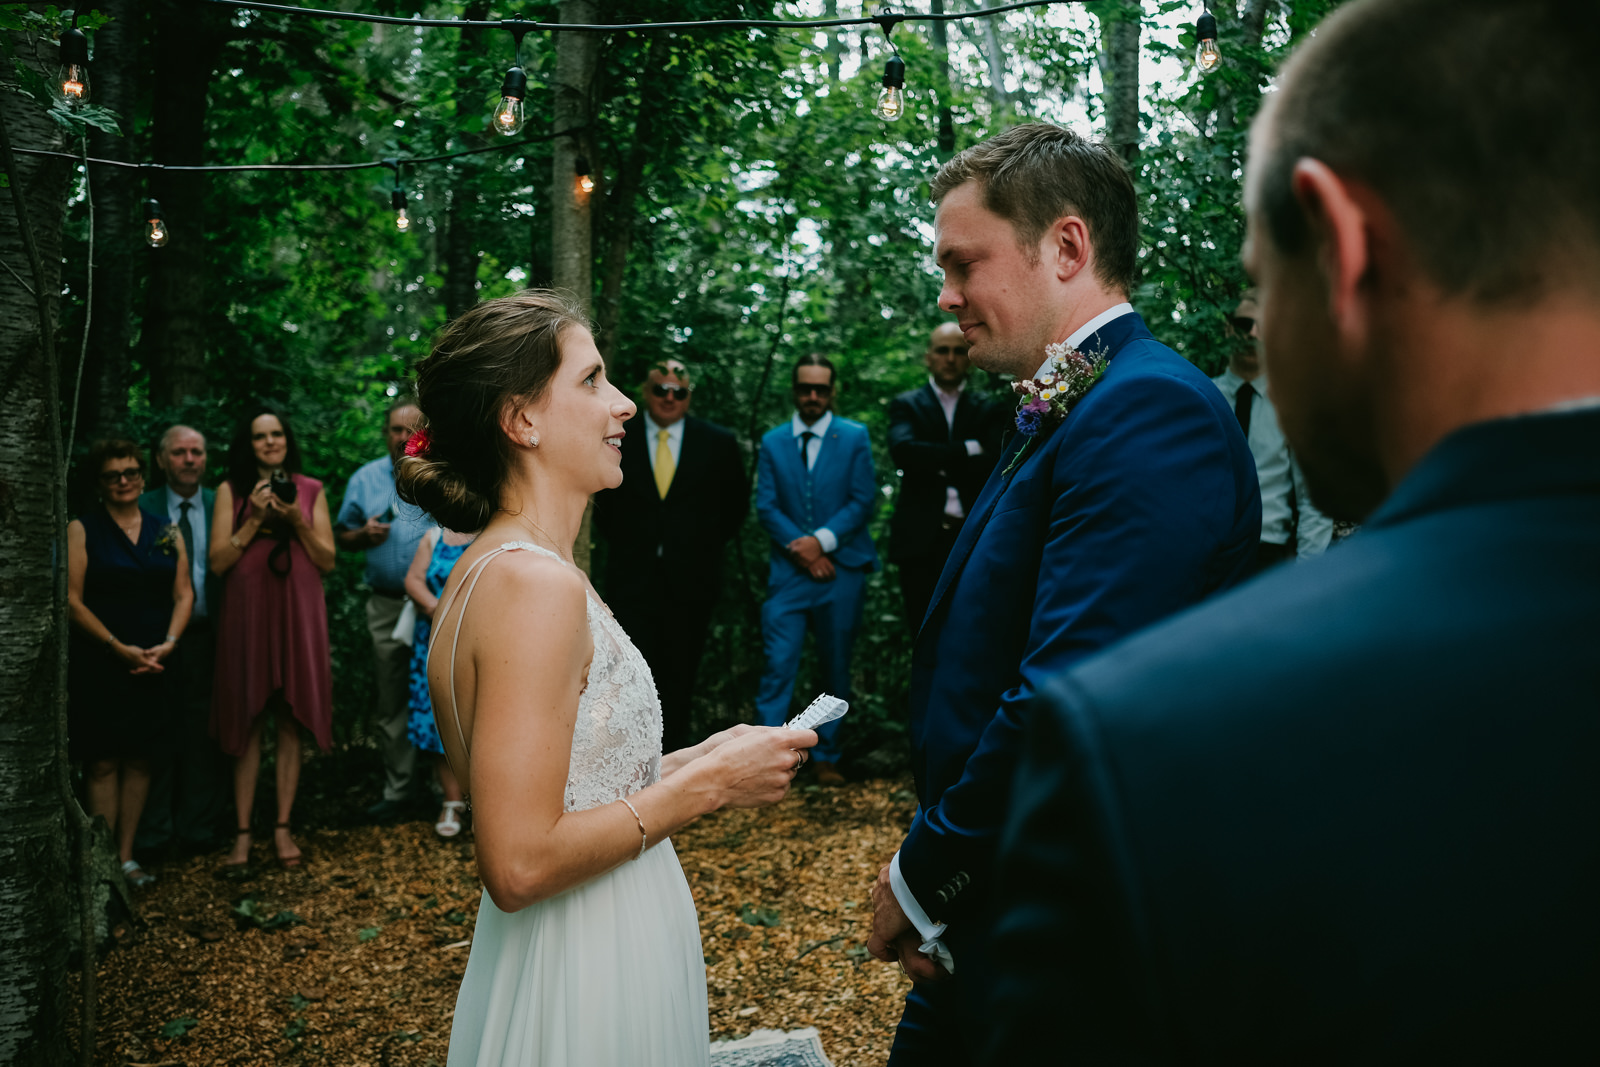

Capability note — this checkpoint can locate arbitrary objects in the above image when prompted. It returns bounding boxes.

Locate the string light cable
[203,0,1066,33]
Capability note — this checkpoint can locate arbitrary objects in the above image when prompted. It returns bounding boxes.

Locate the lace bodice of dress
[501,542,663,812]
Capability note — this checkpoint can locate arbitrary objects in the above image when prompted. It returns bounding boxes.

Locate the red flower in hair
[404,428,432,458]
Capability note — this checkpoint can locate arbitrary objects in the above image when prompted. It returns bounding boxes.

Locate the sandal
[274,822,303,869]
[435,801,467,839]
[121,859,156,889]
[222,827,252,868]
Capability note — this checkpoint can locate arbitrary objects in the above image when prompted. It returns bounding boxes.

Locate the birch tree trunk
[1094,0,1142,163]
[554,0,598,573]
[0,18,75,1065]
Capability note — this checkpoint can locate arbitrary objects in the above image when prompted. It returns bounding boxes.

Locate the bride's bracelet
[619,796,648,860]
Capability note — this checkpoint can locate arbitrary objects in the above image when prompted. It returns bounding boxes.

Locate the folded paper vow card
[785,694,849,733]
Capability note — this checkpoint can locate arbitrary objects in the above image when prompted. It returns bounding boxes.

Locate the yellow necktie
[654,428,675,499]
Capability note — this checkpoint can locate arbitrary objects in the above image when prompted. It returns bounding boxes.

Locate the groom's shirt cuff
[890,852,956,973]
[813,527,839,554]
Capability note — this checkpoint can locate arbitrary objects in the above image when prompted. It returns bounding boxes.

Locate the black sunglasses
[650,384,691,401]
[794,383,834,397]
[99,466,144,485]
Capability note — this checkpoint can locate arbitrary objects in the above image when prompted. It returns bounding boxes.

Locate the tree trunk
[1095,0,1142,163]
[594,37,662,361]
[928,0,956,156]
[1215,0,1274,134]
[0,19,76,1065]
[144,0,223,409]
[442,1,492,322]
[81,0,141,437]
[822,0,846,81]
[554,0,599,573]
[976,12,1012,116]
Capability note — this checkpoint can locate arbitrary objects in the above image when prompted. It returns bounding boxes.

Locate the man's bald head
[925,322,972,391]
[1253,0,1600,304]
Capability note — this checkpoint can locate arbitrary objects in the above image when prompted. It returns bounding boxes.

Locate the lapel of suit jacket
[952,386,984,441]
[914,383,951,442]
[623,417,656,501]
[918,311,1153,632]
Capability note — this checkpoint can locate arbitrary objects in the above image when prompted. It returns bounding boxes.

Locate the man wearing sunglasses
[594,359,748,752]
[753,354,880,785]
[1211,290,1334,574]
[888,323,1006,632]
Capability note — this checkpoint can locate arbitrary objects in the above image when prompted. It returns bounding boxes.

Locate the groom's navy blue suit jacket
[900,311,1261,945]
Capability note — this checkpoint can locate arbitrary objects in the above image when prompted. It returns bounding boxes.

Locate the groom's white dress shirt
[888,300,1136,973]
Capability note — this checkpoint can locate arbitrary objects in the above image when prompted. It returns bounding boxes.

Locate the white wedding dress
[438,542,710,1066]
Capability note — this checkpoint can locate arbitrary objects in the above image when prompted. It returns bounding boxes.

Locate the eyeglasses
[650,384,691,401]
[794,383,834,397]
[930,344,970,356]
[99,467,144,486]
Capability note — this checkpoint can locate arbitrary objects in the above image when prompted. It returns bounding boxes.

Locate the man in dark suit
[594,359,748,752]
[987,2,1600,1063]
[867,123,1262,1065]
[754,354,880,784]
[134,424,227,855]
[888,323,1004,631]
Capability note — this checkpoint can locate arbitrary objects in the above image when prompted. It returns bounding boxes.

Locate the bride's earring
[528,434,539,447]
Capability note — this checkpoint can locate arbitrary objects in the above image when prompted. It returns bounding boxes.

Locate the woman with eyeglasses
[209,407,335,869]
[67,439,195,888]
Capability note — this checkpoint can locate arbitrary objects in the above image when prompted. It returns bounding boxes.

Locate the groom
[867,123,1262,1064]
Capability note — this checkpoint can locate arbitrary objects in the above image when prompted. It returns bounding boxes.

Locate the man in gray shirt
[1212,291,1333,573]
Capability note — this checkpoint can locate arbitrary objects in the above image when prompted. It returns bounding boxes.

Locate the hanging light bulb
[873,55,907,121]
[494,66,528,137]
[574,156,595,196]
[143,199,168,248]
[58,26,90,106]
[1195,9,1222,74]
[392,186,410,233]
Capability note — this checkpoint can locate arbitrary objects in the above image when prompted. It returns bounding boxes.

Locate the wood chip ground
[83,777,918,1066]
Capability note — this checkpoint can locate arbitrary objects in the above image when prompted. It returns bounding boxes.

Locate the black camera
[269,468,298,504]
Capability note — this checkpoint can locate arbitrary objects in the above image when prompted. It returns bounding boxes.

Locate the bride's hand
[660,723,761,778]
[698,727,819,809]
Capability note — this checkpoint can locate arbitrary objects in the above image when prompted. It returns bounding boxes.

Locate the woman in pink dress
[209,408,335,867]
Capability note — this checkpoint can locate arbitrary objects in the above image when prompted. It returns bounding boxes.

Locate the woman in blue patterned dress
[403,525,474,836]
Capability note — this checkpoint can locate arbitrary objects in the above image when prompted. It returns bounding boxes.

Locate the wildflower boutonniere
[154,522,182,558]
[1003,341,1109,475]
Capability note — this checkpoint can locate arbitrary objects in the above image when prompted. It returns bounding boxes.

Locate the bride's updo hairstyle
[396,290,591,531]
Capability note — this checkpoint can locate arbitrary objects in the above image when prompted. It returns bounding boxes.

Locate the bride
[396,290,817,1066]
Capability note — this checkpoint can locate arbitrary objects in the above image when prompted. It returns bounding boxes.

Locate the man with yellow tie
[594,359,750,750]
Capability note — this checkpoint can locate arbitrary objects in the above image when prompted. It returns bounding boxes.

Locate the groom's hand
[868,862,912,959]
[893,931,949,984]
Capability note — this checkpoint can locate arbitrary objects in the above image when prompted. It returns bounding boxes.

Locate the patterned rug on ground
[711,1027,835,1067]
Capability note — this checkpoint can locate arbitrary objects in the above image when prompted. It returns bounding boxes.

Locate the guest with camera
[209,408,335,868]
[67,439,194,888]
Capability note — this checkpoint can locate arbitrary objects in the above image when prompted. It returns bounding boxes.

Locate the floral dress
[406,531,469,754]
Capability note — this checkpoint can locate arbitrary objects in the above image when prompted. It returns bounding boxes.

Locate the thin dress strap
[426,542,565,785]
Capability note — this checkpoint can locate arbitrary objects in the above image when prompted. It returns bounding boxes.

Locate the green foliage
[232,896,304,931]
[739,903,782,927]
[358,925,381,942]
[159,1016,199,1038]
[44,1,1347,779]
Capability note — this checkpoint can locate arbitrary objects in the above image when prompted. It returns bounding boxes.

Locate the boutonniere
[154,523,182,557]
[1003,341,1109,475]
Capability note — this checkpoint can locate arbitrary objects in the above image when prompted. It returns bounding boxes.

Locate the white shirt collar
[643,412,685,441]
[792,410,833,438]
[1032,302,1136,380]
[165,485,201,511]
[929,375,967,399]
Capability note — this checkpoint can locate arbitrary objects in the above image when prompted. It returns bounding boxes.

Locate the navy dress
[69,505,177,762]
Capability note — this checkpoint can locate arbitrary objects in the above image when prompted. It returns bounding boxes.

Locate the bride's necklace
[504,511,574,565]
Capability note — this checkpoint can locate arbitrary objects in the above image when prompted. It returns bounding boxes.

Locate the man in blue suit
[866,124,1262,1064]
[987,1,1600,1063]
[754,354,879,784]
[135,425,227,855]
